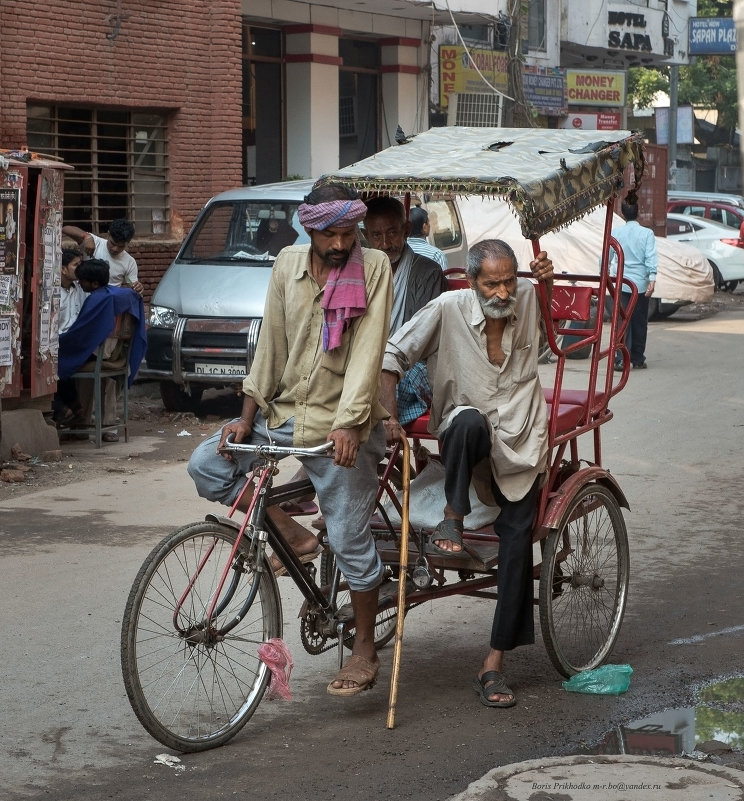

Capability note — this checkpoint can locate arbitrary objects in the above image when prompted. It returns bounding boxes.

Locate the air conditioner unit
[447,92,504,127]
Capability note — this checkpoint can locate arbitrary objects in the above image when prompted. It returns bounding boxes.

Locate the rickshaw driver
[188,182,393,697]
[381,239,554,708]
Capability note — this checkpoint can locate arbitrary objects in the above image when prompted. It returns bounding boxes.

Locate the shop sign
[607,4,673,58]
[558,112,622,131]
[689,17,736,55]
[566,70,625,107]
[655,105,695,145]
[439,45,508,109]
[523,66,566,116]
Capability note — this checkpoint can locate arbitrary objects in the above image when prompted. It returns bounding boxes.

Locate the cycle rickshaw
[121,127,643,751]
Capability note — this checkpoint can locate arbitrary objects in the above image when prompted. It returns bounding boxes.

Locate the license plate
[194,362,246,376]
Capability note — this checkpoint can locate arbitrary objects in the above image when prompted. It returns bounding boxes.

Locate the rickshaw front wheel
[538,483,629,678]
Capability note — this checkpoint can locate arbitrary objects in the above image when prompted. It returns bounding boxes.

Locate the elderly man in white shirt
[381,238,554,711]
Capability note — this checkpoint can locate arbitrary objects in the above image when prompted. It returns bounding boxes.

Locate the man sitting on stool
[58,258,147,442]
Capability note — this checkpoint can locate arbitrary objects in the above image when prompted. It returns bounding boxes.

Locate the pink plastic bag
[257,638,294,700]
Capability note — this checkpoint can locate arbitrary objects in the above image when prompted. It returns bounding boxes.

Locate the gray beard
[477,293,516,320]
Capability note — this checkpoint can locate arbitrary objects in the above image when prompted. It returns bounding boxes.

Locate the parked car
[667,212,744,292]
[456,198,714,319]
[667,190,744,231]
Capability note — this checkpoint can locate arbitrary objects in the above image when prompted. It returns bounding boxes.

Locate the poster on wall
[0,316,12,366]
[0,188,21,275]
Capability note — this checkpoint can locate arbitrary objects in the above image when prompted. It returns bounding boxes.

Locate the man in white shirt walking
[611,197,657,370]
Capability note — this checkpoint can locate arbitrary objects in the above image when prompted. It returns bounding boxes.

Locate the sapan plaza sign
[566,70,626,107]
[689,17,736,55]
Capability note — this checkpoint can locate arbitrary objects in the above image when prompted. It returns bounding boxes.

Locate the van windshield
[179,200,310,263]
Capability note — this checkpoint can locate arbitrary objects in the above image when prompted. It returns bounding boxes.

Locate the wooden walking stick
[386,433,411,729]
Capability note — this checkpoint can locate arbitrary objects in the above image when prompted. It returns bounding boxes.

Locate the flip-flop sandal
[427,518,464,555]
[271,544,323,577]
[472,670,517,708]
[327,654,380,697]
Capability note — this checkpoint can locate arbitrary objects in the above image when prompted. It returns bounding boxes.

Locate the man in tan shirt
[189,182,392,696]
[381,239,553,709]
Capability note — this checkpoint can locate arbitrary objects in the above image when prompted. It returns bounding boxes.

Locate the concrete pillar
[285,25,341,179]
[380,38,423,147]
[735,0,744,184]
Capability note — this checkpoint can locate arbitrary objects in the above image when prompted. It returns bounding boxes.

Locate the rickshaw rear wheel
[319,553,399,650]
[539,483,629,678]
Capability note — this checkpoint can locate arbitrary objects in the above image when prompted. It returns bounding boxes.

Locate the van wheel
[159,381,204,412]
[710,262,725,291]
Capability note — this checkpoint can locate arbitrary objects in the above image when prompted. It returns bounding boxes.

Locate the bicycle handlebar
[220,436,334,459]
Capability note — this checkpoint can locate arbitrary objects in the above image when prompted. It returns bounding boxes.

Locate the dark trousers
[616,291,649,367]
[440,409,539,651]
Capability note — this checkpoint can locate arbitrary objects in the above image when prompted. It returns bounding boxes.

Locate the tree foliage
[627,0,738,144]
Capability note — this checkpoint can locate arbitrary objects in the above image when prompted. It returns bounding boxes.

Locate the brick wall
[128,241,182,301]
[0,0,244,293]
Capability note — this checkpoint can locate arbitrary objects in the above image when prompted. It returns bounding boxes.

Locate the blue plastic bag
[562,664,632,695]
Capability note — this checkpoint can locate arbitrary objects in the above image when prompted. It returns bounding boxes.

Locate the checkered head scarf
[297,198,368,351]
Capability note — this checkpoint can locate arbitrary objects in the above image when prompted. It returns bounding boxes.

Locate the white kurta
[383,280,549,502]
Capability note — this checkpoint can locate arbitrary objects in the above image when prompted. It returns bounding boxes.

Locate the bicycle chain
[299,617,354,655]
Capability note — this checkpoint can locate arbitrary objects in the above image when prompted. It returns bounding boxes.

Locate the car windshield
[178,200,309,263]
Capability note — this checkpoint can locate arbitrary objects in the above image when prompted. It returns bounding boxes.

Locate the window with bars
[26,105,170,236]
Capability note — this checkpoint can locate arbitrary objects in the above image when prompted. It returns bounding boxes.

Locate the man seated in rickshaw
[381,239,554,709]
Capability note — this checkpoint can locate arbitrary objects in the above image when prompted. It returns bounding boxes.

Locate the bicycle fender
[541,467,629,533]
[204,513,241,533]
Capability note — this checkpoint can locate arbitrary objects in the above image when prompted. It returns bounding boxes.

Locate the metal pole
[668,64,678,190]
[734,1,744,191]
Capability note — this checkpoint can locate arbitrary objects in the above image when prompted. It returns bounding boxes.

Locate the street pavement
[2,302,744,801]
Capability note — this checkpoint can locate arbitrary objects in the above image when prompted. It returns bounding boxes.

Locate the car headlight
[149,305,178,328]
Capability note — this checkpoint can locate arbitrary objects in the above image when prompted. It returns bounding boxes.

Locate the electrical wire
[443,0,514,101]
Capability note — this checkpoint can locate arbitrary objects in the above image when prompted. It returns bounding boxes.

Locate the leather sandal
[270,543,323,577]
[472,670,516,708]
[327,654,380,696]
[427,518,464,554]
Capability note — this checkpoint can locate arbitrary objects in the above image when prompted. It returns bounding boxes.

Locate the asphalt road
[2,302,743,801]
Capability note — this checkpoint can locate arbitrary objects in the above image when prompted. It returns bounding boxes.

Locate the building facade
[0,1,701,296]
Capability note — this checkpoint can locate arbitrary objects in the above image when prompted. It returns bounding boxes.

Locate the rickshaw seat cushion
[543,387,608,409]
[404,412,433,439]
[550,284,594,322]
[546,401,585,434]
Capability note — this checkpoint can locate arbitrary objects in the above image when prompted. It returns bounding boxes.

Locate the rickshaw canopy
[316,127,645,240]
